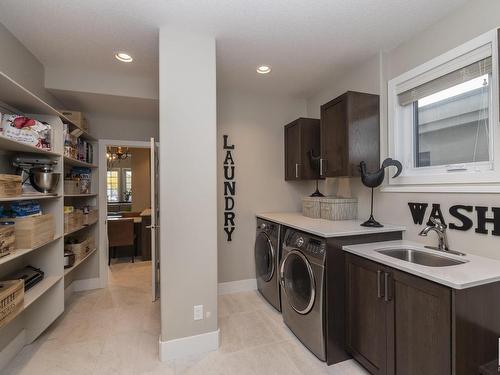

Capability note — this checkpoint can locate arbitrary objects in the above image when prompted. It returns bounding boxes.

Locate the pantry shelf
[64,248,97,276]
[23,275,62,309]
[63,156,97,168]
[0,235,62,267]
[0,134,61,157]
[64,193,98,198]
[0,194,61,202]
[64,220,98,237]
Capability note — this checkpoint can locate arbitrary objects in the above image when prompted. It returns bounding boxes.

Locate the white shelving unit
[0,70,101,370]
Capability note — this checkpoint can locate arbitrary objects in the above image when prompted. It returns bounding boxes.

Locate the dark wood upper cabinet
[284,118,320,181]
[345,253,500,375]
[320,91,379,178]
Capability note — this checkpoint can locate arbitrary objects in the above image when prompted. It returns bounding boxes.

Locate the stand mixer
[12,154,60,194]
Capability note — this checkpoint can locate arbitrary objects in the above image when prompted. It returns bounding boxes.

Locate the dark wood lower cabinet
[345,253,500,375]
[346,255,389,375]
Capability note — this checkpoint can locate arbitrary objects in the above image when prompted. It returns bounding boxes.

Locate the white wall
[0,23,60,107]
[306,0,500,261]
[159,27,218,356]
[217,90,313,283]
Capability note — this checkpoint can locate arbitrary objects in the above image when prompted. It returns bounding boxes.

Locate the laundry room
[0,1,500,374]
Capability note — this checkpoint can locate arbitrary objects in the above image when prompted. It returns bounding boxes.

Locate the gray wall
[86,112,159,142]
[307,0,500,261]
[159,28,218,346]
[217,90,313,283]
[0,23,60,107]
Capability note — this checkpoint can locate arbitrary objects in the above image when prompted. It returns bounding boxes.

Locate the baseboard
[72,277,101,292]
[159,329,219,362]
[0,329,25,371]
[218,278,257,295]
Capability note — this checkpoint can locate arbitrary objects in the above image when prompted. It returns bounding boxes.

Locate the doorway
[98,139,159,301]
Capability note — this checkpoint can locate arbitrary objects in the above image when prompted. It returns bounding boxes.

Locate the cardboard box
[58,110,88,131]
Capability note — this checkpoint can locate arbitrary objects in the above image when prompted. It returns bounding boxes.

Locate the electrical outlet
[194,305,203,321]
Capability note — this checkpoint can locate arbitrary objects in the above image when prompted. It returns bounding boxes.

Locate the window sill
[381,183,500,194]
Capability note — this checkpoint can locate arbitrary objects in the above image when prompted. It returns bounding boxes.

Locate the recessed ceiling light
[256,65,271,74]
[115,52,133,63]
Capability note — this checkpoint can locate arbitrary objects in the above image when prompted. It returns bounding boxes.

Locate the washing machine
[254,218,281,311]
[280,228,326,361]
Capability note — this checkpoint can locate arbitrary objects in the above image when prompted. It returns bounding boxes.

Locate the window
[107,168,133,202]
[387,30,500,192]
[107,169,120,202]
[123,168,132,202]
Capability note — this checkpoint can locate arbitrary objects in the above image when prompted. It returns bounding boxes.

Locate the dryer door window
[280,250,315,315]
[254,232,275,282]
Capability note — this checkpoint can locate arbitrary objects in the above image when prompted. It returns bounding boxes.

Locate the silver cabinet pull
[384,272,391,302]
[377,270,383,299]
[320,159,324,176]
[295,163,299,178]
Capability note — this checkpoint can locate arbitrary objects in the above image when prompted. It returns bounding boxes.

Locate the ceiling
[0,0,468,98]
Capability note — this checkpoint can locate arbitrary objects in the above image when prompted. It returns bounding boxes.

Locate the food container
[0,279,24,329]
[0,174,22,198]
[64,250,76,268]
[320,197,358,221]
[0,115,52,150]
[6,214,55,249]
[0,222,15,258]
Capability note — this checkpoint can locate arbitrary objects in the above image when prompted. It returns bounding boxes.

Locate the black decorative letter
[408,202,428,225]
[449,205,473,231]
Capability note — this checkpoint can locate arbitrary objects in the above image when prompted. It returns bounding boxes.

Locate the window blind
[398,56,492,106]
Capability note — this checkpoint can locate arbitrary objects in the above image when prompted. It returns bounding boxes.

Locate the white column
[158,27,219,361]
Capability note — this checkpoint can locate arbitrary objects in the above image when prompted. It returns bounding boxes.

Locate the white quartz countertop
[256,212,405,238]
[343,240,500,289]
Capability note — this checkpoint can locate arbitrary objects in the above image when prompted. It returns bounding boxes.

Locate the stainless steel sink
[377,248,467,267]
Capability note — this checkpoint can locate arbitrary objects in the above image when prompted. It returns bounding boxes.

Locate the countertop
[256,212,406,238]
[343,240,500,289]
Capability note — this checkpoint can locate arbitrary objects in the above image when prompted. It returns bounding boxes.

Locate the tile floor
[4,261,368,375]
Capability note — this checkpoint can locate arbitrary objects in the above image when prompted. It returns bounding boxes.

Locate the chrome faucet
[419,217,466,256]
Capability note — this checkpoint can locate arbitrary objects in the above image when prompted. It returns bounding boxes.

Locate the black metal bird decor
[359,158,402,227]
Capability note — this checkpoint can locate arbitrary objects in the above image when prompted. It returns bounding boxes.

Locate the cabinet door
[284,122,301,180]
[320,97,347,177]
[388,270,451,375]
[346,254,389,375]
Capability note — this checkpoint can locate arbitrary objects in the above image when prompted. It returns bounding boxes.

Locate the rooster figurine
[360,158,402,227]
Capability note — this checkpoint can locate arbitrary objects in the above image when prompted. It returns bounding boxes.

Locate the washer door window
[280,250,315,314]
[254,232,275,282]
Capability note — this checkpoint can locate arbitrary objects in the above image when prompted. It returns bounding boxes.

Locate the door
[345,254,389,375]
[389,269,451,375]
[280,249,315,314]
[320,96,347,177]
[150,137,160,301]
[254,232,275,283]
[284,121,301,180]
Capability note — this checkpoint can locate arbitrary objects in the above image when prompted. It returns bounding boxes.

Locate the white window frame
[106,168,121,202]
[385,29,500,193]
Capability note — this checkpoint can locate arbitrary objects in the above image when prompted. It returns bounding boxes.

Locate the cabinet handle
[384,272,392,302]
[320,159,324,176]
[295,163,299,178]
[377,270,383,299]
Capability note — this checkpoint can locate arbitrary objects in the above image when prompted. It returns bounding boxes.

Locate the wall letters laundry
[223,135,236,241]
[408,202,500,236]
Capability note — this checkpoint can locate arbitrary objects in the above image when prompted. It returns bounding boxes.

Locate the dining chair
[107,218,135,265]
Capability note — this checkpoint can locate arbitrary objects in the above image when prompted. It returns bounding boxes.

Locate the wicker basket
[9,214,55,249]
[0,222,15,258]
[302,197,321,218]
[82,209,98,225]
[65,235,95,261]
[0,279,24,329]
[0,175,22,198]
[64,210,84,234]
[320,197,358,221]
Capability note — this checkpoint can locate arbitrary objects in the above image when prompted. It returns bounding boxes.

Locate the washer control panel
[284,229,326,260]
